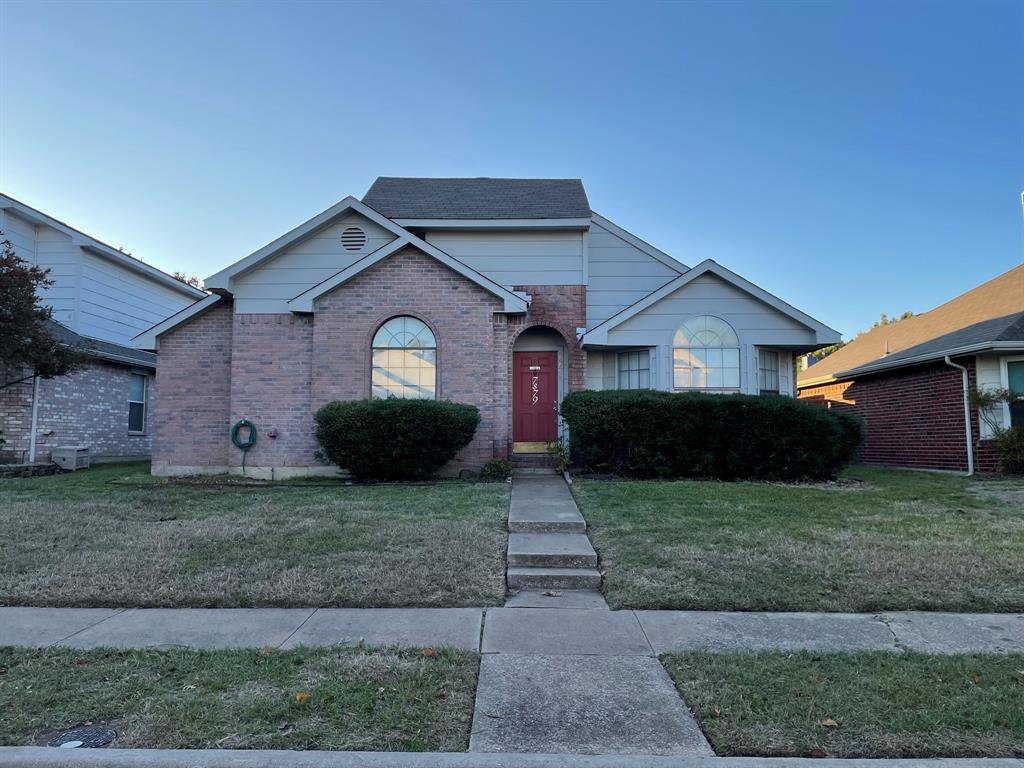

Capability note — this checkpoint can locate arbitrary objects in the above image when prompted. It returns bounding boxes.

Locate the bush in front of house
[480,458,512,481]
[995,425,1024,474]
[560,389,862,480]
[314,398,480,481]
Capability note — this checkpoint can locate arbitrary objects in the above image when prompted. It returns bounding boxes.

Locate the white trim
[132,294,223,349]
[287,236,528,313]
[1000,354,1024,429]
[205,196,412,288]
[943,356,974,476]
[589,212,688,273]
[582,259,840,345]
[0,195,205,300]
[392,217,591,230]
[836,341,1024,379]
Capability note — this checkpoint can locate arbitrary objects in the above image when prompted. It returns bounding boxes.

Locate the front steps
[505,475,603,594]
[511,452,557,474]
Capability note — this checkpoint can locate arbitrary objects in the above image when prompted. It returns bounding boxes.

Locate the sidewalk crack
[874,613,909,652]
[48,607,130,648]
[277,608,318,649]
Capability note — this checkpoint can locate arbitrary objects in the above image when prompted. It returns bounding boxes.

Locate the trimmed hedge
[560,390,861,480]
[314,398,480,481]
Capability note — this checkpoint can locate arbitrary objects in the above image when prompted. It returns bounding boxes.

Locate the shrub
[480,458,512,481]
[560,390,861,481]
[995,425,1024,474]
[314,398,480,481]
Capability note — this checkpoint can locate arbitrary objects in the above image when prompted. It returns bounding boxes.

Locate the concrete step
[511,452,555,469]
[507,566,602,590]
[511,467,558,476]
[507,533,597,568]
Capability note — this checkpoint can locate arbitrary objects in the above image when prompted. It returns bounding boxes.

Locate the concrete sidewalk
[0,748,1020,767]
[3,606,1021,654]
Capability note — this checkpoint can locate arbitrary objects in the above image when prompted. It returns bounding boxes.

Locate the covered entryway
[512,326,567,453]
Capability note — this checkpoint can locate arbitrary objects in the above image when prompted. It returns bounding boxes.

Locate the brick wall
[798,356,1000,473]
[1,361,155,462]
[152,301,234,472]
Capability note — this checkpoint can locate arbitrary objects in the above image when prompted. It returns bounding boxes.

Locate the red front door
[513,351,558,444]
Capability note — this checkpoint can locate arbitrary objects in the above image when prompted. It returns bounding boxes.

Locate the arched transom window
[371,316,437,400]
[672,315,740,391]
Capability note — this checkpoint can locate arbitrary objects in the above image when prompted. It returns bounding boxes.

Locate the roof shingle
[362,177,590,220]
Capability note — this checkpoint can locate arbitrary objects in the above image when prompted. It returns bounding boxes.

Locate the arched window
[672,315,740,391]
[371,316,436,399]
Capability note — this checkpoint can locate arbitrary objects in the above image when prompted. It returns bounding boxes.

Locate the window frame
[370,315,438,401]
[616,349,651,390]
[758,348,781,395]
[1000,355,1024,429]
[128,373,147,434]
[672,315,741,393]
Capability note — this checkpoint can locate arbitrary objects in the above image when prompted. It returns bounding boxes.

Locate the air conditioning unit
[51,445,91,471]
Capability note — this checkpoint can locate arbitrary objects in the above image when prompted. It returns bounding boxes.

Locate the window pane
[723,368,740,388]
[707,368,724,388]
[129,374,145,401]
[639,369,650,388]
[674,368,690,388]
[128,401,144,432]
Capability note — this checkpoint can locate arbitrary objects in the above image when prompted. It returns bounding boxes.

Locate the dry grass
[573,467,1024,612]
[0,463,509,608]
[0,644,478,751]
[663,651,1024,757]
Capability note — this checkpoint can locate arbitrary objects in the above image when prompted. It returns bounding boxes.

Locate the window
[673,315,740,391]
[617,350,651,389]
[758,349,780,394]
[1008,360,1024,428]
[128,374,147,432]
[371,316,437,399]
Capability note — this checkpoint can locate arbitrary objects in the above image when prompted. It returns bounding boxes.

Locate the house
[0,194,206,464]
[134,177,839,477]
[797,263,1024,474]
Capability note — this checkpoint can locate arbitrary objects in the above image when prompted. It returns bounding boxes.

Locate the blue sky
[1,0,1021,338]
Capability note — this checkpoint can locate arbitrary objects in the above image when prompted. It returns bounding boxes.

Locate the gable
[586,217,683,327]
[231,211,397,313]
[606,272,820,347]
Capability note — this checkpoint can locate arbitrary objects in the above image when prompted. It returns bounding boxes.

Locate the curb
[0,749,1021,768]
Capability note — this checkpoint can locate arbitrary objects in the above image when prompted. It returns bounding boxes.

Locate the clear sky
[1,0,1021,338]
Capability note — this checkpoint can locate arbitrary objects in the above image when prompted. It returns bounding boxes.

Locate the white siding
[34,225,82,328]
[605,273,817,395]
[586,219,681,327]
[232,212,396,313]
[2,210,37,264]
[425,230,584,287]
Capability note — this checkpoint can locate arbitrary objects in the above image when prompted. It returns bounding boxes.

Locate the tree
[0,237,84,390]
[172,271,203,289]
[809,311,915,362]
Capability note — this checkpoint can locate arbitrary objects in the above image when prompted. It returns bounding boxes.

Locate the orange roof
[798,262,1024,386]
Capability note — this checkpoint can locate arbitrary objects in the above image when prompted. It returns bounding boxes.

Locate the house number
[531,375,539,405]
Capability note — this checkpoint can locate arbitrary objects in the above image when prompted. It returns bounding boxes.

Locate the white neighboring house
[0,194,206,464]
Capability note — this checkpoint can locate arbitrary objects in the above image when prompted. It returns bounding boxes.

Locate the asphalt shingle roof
[798,263,1024,385]
[362,177,590,220]
[47,320,157,369]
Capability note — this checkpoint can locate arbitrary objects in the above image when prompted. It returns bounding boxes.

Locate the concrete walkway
[2,606,1023,654]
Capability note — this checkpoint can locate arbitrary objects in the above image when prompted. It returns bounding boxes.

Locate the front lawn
[0,644,478,751]
[663,650,1024,757]
[0,463,509,608]
[573,468,1024,612]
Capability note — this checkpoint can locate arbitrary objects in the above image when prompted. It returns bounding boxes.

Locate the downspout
[28,375,40,463]
[943,356,974,476]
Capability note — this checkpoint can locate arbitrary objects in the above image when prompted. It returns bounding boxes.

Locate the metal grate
[340,226,367,251]
[49,725,117,748]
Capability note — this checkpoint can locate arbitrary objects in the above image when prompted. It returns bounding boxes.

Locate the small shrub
[560,389,861,481]
[314,398,480,481]
[995,425,1024,474]
[480,458,512,481]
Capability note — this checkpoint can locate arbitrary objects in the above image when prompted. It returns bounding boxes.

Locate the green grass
[0,644,478,751]
[572,467,1024,611]
[0,462,509,608]
[663,651,1024,757]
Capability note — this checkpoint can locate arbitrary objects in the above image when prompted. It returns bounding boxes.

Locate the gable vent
[340,226,367,251]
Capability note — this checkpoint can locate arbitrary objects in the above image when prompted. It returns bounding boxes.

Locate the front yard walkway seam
[47,608,129,649]
[276,608,320,650]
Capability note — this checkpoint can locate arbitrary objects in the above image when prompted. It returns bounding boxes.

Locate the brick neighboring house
[798,264,1024,474]
[0,194,206,464]
[135,177,839,478]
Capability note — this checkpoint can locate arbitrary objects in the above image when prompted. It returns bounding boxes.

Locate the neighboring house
[134,177,839,477]
[0,194,206,463]
[798,263,1024,474]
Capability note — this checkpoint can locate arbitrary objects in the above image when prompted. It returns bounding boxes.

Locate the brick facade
[151,245,589,476]
[798,356,1001,473]
[1,361,155,463]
